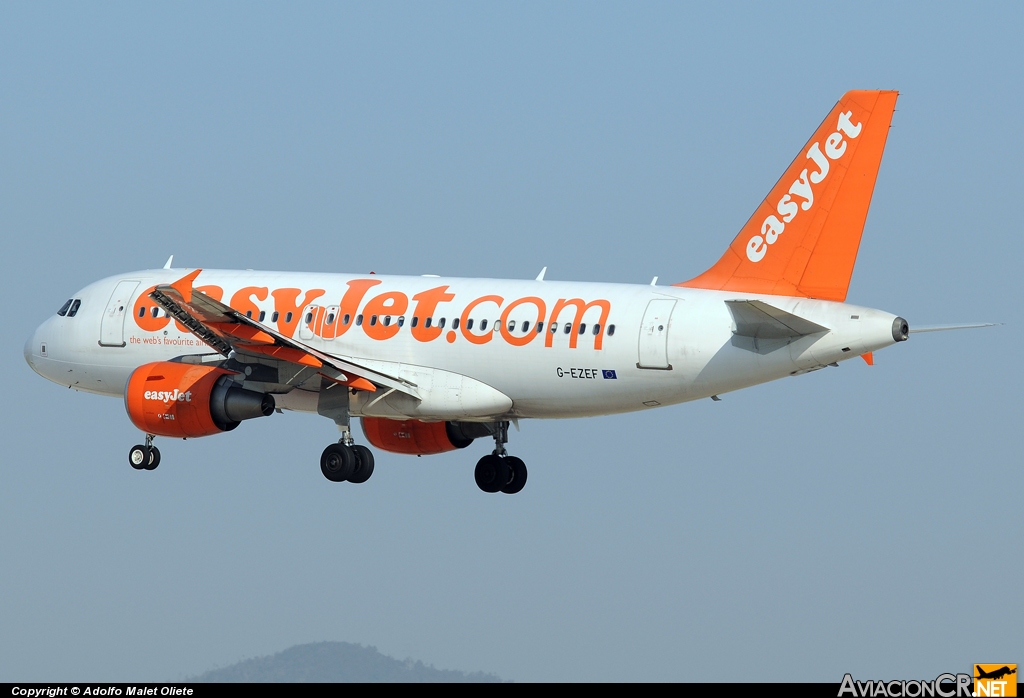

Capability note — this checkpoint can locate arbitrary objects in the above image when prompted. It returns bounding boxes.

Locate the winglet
[170,269,202,304]
[163,255,174,270]
[861,351,874,366]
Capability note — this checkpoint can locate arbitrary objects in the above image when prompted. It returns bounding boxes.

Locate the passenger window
[579,323,586,335]
[438,317,446,329]
[494,321,500,332]
[508,320,516,332]
[549,323,557,334]
[564,323,572,334]
[383,315,391,326]
[247,310,253,319]
[138,307,146,318]
[304,312,312,323]
[272,311,280,323]
[285,312,293,323]
[411,317,419,328]
[397,316,405,327]
[67,300,81,317]
[479,319,487,331]
[425,317,432,329]
[593,323,601,335]
[343,314,350,325]
[356,314,363,326]
[452,317,460,330]
[370,315,378,326]
[326,312,336,325]
[607,324,616,336]
[536,322,544,333]
[467,318,474,330]
[259,311,266,323]
[57,300,72,317]
[151,307,160,318]
[522,321,530,333]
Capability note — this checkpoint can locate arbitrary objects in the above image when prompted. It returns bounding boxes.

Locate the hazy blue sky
[2,2,1021,682]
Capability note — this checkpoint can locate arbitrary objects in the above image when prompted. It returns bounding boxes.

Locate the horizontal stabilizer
[726,300,829,340]
[909,323,1001,333]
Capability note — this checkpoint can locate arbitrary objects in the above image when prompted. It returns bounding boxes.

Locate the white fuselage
[24,268,901,422]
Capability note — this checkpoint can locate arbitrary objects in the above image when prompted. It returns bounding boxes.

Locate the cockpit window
[57,299,73,317]
[67,299,81,317]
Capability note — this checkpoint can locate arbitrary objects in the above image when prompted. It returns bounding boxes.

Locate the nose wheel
[129,435,160,471]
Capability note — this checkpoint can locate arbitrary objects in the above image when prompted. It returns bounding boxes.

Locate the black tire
[500,456,527,494]
[348,445,375,484]
[474,454,509,493]
[144,446,161,471]
[129,445,148,470]
[320,443,354,482]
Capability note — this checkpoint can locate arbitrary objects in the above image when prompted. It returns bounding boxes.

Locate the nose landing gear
[128,434,160,471]
[474,421,527,494]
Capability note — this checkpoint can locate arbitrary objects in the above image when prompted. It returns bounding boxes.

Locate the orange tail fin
[677,90,898,302]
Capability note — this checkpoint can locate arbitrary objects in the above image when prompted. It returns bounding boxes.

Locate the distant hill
[190,641,503,683]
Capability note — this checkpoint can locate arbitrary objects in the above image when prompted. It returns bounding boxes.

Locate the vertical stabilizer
[677,90,898,301]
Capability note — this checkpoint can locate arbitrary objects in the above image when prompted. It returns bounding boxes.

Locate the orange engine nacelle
[125,361,275,438]
[361,417,476,456]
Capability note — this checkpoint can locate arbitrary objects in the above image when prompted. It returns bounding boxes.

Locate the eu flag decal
[602,370,617,379]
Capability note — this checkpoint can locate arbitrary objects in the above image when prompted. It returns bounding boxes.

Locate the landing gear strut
[474,421,528,494]
[128,434,160,471]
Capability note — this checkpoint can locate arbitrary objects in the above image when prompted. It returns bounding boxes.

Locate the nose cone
[24,329,37,370]
[25,318,50,377]
[24,321,44,374]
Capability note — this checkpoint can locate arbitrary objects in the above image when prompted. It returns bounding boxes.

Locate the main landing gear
[128,434,160,471]
[320,432,375,484]
[316,376,374,484]
[474,421,527,495]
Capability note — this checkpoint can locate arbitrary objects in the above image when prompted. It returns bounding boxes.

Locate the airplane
[975,666,1016,681]
[23,90,991,494]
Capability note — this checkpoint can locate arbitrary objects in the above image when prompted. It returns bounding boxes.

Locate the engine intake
[125,361,275,438]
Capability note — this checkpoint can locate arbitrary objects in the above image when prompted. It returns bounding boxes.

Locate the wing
[149,269,419,397]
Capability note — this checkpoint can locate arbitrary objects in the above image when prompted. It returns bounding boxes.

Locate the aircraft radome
[24,90,993,494]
